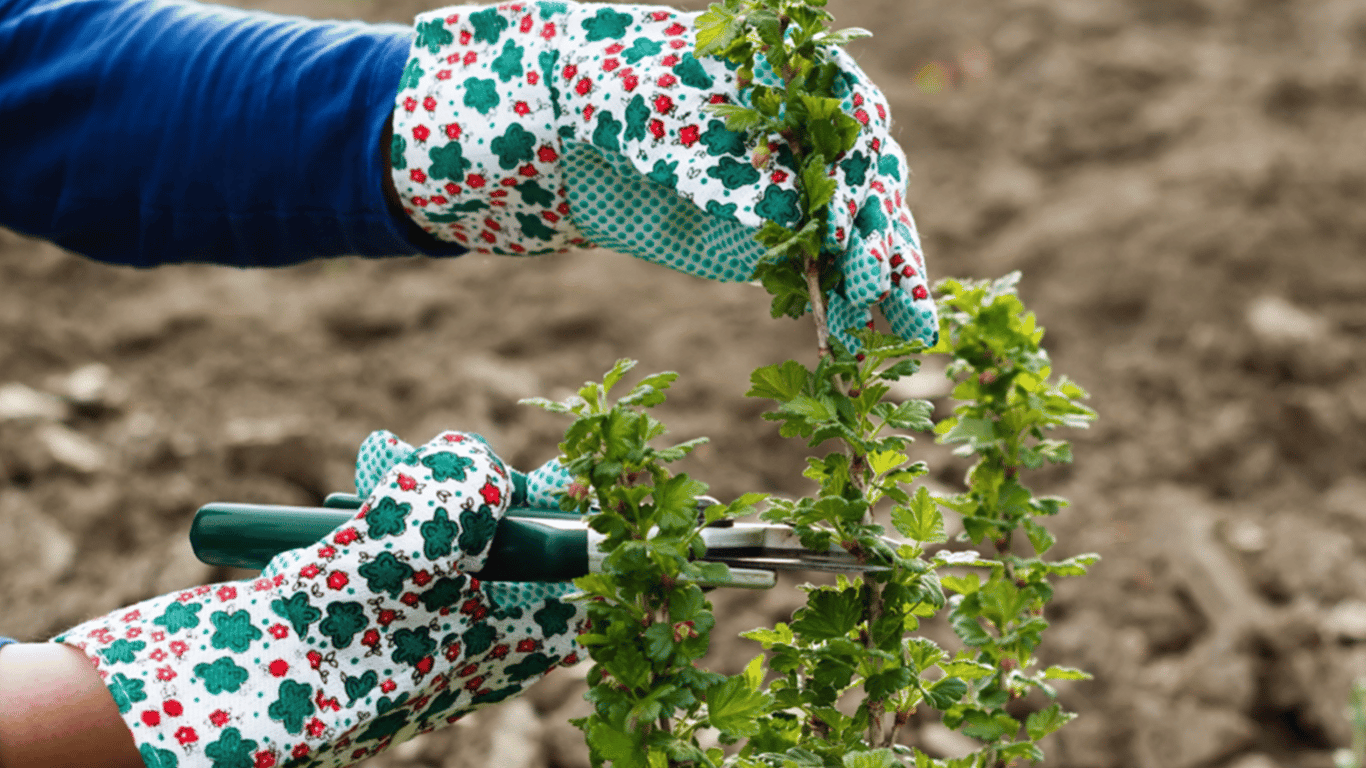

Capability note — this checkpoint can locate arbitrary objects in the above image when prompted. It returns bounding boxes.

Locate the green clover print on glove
[54,431,586,768]
[153,601,201,633]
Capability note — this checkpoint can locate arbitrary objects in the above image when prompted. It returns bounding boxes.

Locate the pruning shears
[190,493,887,590]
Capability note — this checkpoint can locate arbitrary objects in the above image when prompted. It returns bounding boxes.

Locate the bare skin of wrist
[0,643,142,768]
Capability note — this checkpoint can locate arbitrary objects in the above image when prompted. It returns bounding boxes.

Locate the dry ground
[5,0,1366,766]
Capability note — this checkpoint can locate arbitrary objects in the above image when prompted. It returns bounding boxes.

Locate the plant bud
[673,620,699,641]
[752,145,772,168]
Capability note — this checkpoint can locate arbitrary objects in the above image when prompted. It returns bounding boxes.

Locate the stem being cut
[805,257,831,359]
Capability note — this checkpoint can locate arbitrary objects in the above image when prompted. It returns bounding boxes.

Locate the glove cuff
[390,4,586,254]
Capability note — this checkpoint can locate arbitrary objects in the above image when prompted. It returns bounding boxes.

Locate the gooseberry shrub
[523,1,1097,766]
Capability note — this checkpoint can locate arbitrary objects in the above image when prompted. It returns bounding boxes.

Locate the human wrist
[0,643,142,768]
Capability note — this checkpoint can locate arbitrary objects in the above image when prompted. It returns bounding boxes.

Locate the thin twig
[805,257,831,359]
[865,580,886,747]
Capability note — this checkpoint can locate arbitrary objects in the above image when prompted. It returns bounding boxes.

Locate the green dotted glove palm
[390,1,936,348]
[55,431,585,768]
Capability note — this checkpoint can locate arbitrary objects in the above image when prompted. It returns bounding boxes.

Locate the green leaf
[601,358,637,394]
[651,473,708,530]
[864,666,913,700]
[653,437,709,464]
[842,749,897,768]
[905,638,944,672]
[960,710,1020,742]
[694,4,744,57]
[668,585,707,623]
[753,86,784,118]
[518,396,573,414]
[978,579,1027,630]
[642,622,675,662]
[748,8,782,44]
[791,588,863,640]
[884,400,935,431]
[817,26,873,46]
[1043,553,1101,577]
[742,623,795,646]
[923,677,968,710]
[1023,518,1057,555]
[890,486,946,543]
[716,492,768,522]
[1026,703,1077,740]
[604,642,652,690]
[940,572,980,596]
[748,360,811,401]
[800,154,839,212]
[708,103,766,134]
[868,449,908,476]
[1043,665,1093,681]
[949,613,993,647]
[588,721,645,768]
[756,262,813,320]
[707,675,772,736]
[743,653,766,688]
[782,394,837,423]
[939,657,995,681]
[938,416,997,446]
[997,741,1046,763]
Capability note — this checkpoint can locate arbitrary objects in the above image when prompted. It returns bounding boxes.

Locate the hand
[56,431,585,768]
[388,1,936,348]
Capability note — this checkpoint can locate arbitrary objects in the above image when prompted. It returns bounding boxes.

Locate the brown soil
[5,1,1366,766]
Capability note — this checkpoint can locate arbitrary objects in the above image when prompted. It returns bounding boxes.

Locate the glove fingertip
[881,288,940,348]
[525,458,573,509]
[836,231,889,309]
[356,430,416,497]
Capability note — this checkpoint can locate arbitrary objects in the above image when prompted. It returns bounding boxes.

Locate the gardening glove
[389,1,937,349]
[54,431,586,768]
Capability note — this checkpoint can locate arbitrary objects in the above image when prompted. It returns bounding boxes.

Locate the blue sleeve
[0,0,468,267]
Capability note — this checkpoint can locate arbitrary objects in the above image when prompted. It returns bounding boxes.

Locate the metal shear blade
[696,523,890,574]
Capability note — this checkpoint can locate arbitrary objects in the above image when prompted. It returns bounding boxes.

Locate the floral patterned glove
[55,431,586,768]
[390,1,937,348]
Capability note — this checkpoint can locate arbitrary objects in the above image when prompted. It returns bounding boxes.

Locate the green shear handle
[191,494,792,589]
[190,497,588,582]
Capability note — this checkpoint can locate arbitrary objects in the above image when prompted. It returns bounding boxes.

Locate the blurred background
[4,0,1366,766]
